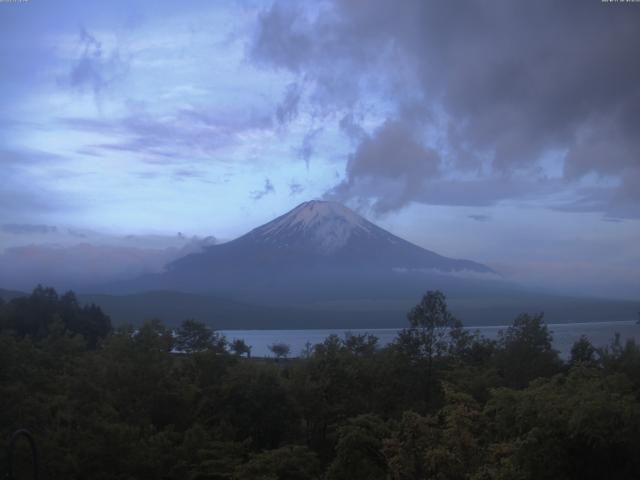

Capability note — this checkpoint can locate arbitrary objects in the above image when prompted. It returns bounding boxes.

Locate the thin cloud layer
[0,230,217,291]
[68,27,130,99]
[2,224,58,235]
[251,178,276,200]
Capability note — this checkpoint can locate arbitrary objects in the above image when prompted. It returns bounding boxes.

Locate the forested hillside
[1,288,639,479]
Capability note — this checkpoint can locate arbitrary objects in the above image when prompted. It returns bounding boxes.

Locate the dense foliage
[1,288,639,479]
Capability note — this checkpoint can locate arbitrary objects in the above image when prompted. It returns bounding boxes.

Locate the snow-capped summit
[250,200,375,254]
[260,200,370,234]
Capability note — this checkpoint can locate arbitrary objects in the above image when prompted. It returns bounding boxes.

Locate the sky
[0,0,638,299]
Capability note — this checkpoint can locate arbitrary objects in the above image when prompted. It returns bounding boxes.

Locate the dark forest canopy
[0,285,111,348]
[1,288,640,479]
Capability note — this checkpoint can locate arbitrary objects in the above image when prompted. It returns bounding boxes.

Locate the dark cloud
[296,127,322,168]
[276,82,302,124]
[289,182,304,196]
[467,215,490,222]
[2,224,58,235]
[68,27,130,99]
[251,0,640,216]
[251,3,313,72]
[339,113,366,143]
[250,177,275,200]
[327,119,440,213]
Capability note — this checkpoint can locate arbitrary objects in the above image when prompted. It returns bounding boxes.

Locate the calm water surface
[222,321,640,358]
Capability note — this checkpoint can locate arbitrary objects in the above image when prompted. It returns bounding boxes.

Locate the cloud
[68,27,130,99]
[0,149,81,222]
[0,232,217,291]
[289,182,304,196]
[251,177,276,200]
[339,113,366,142]
[67,228,89,238]
[467,215,490,222]
[276,82,302,124]
[251,3,314,72]
[250,0,640,216]
[62,105,271,161]
[327,119,441,213]
[296,127,322,168]
[393,267,502,282]
[549,168,640,220]
[2,224,58,235]
[172,168,207,181]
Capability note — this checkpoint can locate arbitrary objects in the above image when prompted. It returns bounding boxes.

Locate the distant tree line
[1,287,639,479]
[0,285,111,348]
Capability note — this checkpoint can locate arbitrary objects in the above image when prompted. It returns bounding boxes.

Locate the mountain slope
[111,200,500,302]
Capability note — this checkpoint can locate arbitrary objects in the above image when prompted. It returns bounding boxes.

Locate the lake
[222,320,640,358]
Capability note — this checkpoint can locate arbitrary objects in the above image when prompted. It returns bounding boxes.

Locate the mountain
[111,200,501,302]
[92,201,640,327]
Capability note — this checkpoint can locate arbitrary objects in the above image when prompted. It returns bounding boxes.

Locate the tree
[399,290,461,382]
[599,333,640,390]
[301,341,313,359]
[269,342,291,361]
[326,415,390,480]
[494,313,562,388]
[213,363,299,450]
[66,295,111,349]
[174,319,225,354]
[0,286,111,348]
[230,338,252,358]
[483,370,640,479]
[1,285,59,338]
[570,335,598,366]
[134,318,174,354]
[343,332,378,356]
[384,386,485,480]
